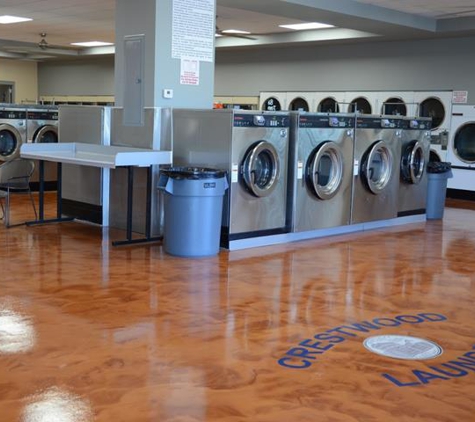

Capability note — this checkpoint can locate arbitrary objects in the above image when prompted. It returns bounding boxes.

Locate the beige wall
[0,59,38,103]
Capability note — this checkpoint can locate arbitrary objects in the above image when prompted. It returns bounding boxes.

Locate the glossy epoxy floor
[1,194,475,421]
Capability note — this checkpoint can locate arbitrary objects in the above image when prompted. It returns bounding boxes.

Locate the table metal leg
[112,165,162,247]
[26,161,74,226]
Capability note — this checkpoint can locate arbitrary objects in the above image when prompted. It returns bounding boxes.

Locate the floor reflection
[22,387,93,422]
[0,300,36,355]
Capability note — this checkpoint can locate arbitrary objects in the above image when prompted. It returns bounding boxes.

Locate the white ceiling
[0,0,475,59]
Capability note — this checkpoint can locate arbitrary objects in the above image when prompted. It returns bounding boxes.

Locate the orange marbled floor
[0,193,475,421]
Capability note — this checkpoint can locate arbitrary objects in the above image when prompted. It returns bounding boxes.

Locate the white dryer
[287,92,315,112]
[414,91,453,163]
[446,104,475,193]
[0,106,27,162]
[377,91,415,117]
[315,92,346,113]
[345,92,378,115]
[260,92,288,111]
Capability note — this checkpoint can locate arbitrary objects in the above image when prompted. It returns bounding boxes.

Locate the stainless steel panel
[59,105,111,206]
[351,117,402,224]
[289,113,354,232]
[109,108,172,236]
[172,109,290,237]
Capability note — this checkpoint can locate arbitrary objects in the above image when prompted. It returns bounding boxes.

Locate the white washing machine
[315,92,346,113]
[173,109,290,247]
[446,104,475,192]
[377,91,415,117]
[414,91,453,163]
[345,92,378,115]
[352,115,403,224]
[287,92,315,112]
[0,106,27,162]
[260,92,288,111]
[398,117,431,216]
[288,112,355,232]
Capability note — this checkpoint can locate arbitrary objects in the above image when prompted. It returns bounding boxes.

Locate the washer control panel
[233,113,289,128]
[300,114,355,128]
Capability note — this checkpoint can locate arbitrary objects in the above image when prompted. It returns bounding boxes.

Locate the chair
[0,159,37,227]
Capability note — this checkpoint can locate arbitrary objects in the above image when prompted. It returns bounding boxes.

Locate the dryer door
[401,140,425,184]
[361,141,393,194]
[0,124,21,161]
[35,125,58,143]
[289,97,309,111]
[241,141,280,197]
[453,122,475,164]
[306,141,344,200]
[419,97,445,130]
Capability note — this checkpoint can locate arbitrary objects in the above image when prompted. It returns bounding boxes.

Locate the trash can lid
[427,161,452,174]
[161,167,227,180]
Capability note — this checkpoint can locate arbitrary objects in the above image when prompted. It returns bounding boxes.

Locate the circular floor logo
[363,335,443,360]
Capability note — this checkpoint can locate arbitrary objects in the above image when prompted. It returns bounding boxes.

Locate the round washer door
[262,97,282,111]
[419,97,445,129]
[241,141,280,197]
[306,141,344,200]
[0,124,21,161]
[453,122,475,164]
[289,97,309,111]
[35,125,58,143]
[361,141,393,194]
[401,140,425,184]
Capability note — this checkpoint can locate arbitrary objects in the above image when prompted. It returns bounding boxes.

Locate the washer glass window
[289,97,309,111]
[242,141,280,197]
[382,97,407,116]
[419,97,445,129]
[454,123,475,163]
[262,97,282,111]
[401,140,425,184]
[318,97,340,113]
[0,128,18,157]
[36,127,58,143]
[306,141,343,200]
[349,97,372,114]
[363,141,393,194]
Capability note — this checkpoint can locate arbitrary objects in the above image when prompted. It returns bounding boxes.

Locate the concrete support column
[115,0,216,109]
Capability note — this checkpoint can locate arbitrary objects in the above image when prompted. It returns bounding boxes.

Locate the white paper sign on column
[231,164,239,183]
[180,58,200,85]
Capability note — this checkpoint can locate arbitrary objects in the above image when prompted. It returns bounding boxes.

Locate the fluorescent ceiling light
[221,29,251,34]
[0,15,32,24]
[279,22,334,30]
[215,33,223,37]
[71,41,114,47]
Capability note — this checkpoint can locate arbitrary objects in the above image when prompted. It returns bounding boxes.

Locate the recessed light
[70,41,114,47]
[279,22,334,30]
[0,15,32,24]
[221,29,251,35]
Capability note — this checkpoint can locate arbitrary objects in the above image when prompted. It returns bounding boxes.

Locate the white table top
[20,143,172,168]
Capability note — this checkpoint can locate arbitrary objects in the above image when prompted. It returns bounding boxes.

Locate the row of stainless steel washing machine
[0,104,59,186]
[0,104,58,161]
[171,109,431,249]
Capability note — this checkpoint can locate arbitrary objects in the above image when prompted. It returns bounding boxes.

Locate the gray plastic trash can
[158,167,228,257]
[426,162,453,220]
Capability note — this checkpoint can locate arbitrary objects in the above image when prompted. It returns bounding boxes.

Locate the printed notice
[172,0,214,62]
[180,58,200,85]
[453,90,468,104]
